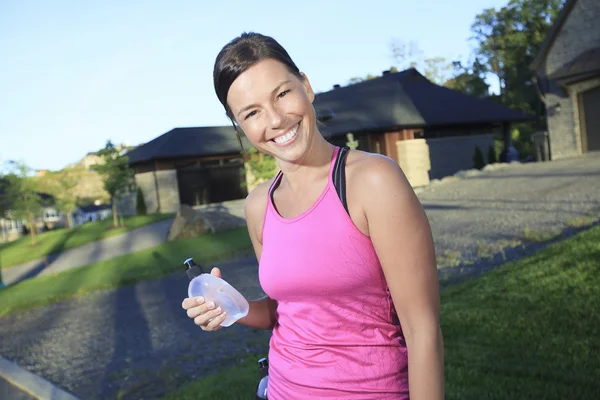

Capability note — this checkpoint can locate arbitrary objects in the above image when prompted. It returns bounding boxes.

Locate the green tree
[473,146,485,170]
[57,172,79,228]
[346,133,359,150]
[36,171,79,228]
[0,161,45,245]
[470,0,566,121]
[422,57,454,85]
[243,147,278,191]
[136,187,147,216]
[487,145,498,164]
[444,59,490,97]
[91,141,135,228]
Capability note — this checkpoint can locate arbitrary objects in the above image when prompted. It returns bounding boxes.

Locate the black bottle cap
[183,258,204,280]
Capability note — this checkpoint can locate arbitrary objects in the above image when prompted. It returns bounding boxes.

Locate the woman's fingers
[194,306,223,327]
[204,311,227,331]
[182,296,204,310]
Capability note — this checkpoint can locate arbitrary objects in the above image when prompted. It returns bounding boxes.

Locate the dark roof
[126,126,250,165]
[548,47,600,83]
[530,0,578,71]
[314,68,533,136]
[79,204,111,213]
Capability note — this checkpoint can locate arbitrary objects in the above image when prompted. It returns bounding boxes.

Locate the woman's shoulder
[243,174,279,240]
[346,149,408,188]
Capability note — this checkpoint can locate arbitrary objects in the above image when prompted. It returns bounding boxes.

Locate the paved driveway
[1,154,599,399]
[419,153,600,270]
[2,218,174,285]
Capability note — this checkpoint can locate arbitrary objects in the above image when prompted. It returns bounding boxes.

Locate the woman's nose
[267,105,285,129]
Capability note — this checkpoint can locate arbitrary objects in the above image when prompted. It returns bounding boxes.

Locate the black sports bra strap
[332,146,350,215]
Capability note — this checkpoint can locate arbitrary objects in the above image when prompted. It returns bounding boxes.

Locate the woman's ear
[300,72,315,103]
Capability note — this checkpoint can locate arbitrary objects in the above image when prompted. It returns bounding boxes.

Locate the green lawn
[0,227,252,316]
[0,213,174,269]
[162,224,600,400]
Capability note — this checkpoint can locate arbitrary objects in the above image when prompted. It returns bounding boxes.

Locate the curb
[0,356,80,400]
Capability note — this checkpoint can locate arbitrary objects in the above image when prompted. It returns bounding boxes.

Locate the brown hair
[213,32,304,146]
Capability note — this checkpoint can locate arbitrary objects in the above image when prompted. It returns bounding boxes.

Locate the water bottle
[183,258,249,327]
[256,357,269,399]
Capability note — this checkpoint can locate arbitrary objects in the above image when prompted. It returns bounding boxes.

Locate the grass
[162,224,600,400]
[565,214,599,228]
[522,225,561,243]
[161,356,265,400]
[0,227,252,316]
[0,213,174,269]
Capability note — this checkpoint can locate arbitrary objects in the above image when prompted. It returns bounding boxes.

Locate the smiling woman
[181,32,445,400]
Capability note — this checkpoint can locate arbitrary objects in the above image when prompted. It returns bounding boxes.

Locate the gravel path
[0,256,269,400]
[3,218,174,286]
[418,153,600,272]
[0,154,599,399]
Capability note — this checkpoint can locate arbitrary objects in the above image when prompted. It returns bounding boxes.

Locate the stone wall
[425,134,495,180]
[135,172,160,213]
[134,170,181,214]
[543,0,600,159]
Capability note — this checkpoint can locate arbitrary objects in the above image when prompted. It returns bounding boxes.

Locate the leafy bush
[473,145,485,169]
[136,187,147,216]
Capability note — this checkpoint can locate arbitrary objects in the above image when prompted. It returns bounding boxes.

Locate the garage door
[580,86,600,152]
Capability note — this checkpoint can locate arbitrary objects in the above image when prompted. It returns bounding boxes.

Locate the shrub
[136,187,147,216]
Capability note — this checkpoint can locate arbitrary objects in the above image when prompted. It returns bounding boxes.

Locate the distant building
[126,67,532,212]
[531,0,600,159]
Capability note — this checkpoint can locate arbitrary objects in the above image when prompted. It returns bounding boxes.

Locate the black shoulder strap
[332,146,350,215]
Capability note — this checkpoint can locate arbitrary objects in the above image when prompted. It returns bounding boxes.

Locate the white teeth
[274,124,299,145]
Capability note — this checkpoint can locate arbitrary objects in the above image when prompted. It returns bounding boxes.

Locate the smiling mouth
[272,122,300,145]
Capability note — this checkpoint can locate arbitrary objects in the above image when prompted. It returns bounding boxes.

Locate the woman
[182,32,444,399]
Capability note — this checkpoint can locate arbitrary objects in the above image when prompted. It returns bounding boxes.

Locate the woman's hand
[181,267,227,331]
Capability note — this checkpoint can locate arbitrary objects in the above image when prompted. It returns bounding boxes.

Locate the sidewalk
[0,356,79,400]
[2,218,173,285]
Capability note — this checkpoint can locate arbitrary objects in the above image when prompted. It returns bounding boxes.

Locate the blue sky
[0,0,508,172]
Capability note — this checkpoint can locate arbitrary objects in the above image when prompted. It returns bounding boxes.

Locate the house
[126,68,532,212]
[313,68,533,179]
[72,204,112,225]
[125,126,250,213]
[0,189,63,242]
[531,0,600,159]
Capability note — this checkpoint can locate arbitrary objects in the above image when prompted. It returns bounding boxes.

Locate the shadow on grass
[9,228,79,284]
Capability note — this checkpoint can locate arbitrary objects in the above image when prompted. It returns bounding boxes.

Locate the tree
[487,145,498,164]
[0,161,45,245]
[35,171,79,228]
[243,146,278,192]
[136,187,147,216]
[390,39,423,70]
[345,133,359,150]
[473,146,486,170]
[422,57,454,85]
[389,39,454,85]
[91,141,135,228]
[470,0,566,119]
[444,59,490,97]
[54,173,79,228]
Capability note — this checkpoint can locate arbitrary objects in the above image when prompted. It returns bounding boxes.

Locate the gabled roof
[314,68,533,136]
[548,46,600,83]
[530,0,578,71]
[126,126,250,165]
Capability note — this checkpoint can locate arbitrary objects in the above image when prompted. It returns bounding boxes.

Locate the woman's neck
[275,133,334,194]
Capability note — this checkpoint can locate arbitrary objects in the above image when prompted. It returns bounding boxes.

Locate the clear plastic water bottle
[256,357,269,399]
[183,258,249,327]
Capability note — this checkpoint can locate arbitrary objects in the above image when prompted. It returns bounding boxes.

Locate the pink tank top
[259,146,409,399]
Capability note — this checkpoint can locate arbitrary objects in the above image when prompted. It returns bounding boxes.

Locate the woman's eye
[278,90,290,99]
[245,110,258,120]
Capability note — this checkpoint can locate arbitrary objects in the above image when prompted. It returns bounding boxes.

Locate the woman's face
[226,58,317,163]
